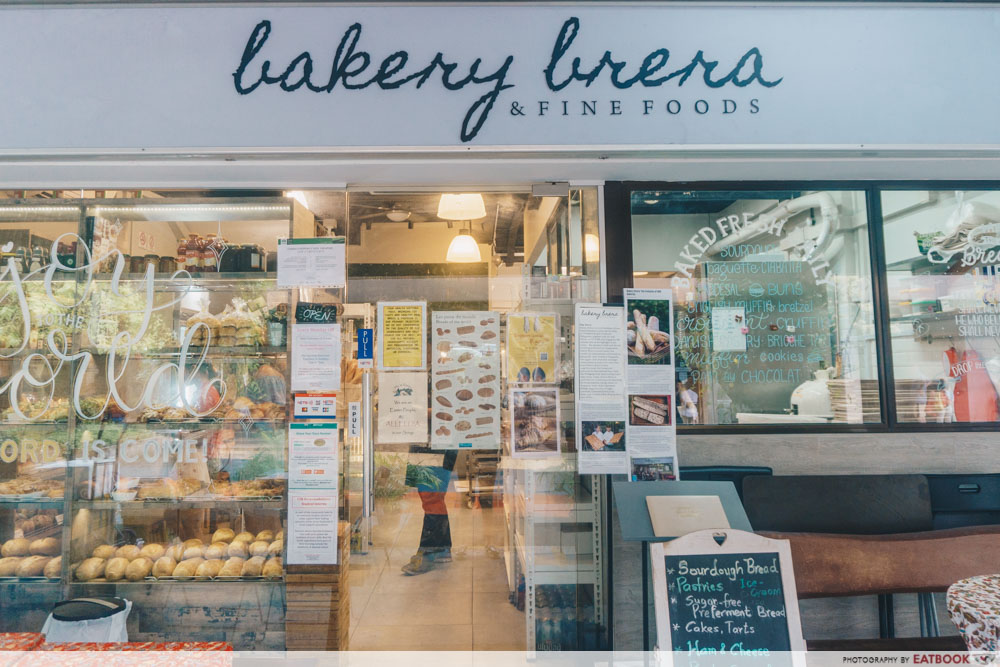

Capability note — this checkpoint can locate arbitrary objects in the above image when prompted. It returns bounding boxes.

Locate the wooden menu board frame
[650,529,806,665]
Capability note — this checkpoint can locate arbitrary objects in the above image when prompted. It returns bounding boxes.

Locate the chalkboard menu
[663,551,790,654]
[677,260,832,419]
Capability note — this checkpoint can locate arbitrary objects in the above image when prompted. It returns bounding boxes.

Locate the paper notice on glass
[575,304,629,475]
[430,311,501,450]
[506,312,558,384]
[287,491,339,565]
[291,323,341,392]
[712,306,748,352]
[276,237,346,289]
[288,423,338,491]
[377,371,428,444]
[378,301,427,370]
[623,288,678,472]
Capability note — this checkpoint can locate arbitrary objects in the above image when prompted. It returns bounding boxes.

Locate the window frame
[605,180,1000,435]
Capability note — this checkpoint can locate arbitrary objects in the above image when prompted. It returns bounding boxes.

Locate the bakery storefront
[2,1,1000,655]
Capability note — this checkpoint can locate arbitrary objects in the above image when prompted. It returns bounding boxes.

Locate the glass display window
[882,189,1000,424]
[630,189,881,426]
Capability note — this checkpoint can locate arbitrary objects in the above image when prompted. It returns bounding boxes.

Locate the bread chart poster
[623,288,678,481]
[431,311,501,449]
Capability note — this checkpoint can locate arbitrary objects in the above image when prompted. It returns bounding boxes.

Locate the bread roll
[75,557,106,581]
[139,543,165,561]
[204,543,227,560]
[29,537,60,556]
[172,557,204,579]
[92,544,115,559]
[152,556,177,578]
[125,557,154,582]
[249,540,269,557]
[241,556,265,577]
[2,538,30,557]
[218,557,244,577]
[16,555,49,577]
[182,538,204,550]
[227,540,248,558]
[254,530,274,542]
[267,539,283,557]
[0,557,23,576]
[275,529,284,541]
[211,528,235,543]
[195,559,224,578]
[262,557,282,580]
[233,531,254,543]
[164,544,185,562]
[182,546,204,560]
[43,556,62,579]
[105,557,129,581]
[115,545,141,561]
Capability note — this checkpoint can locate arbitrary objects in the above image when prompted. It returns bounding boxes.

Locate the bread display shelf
[91,271,278,283]
[77,498,284,510]
[0,496,64,505]
[0,576,59,583]
[133,346,288,358]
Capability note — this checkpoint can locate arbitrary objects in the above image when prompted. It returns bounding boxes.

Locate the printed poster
[291,322,341,392]
[506,312,558,383]
[377,371,428,444]
[287,422,339,565]
[510,387,561,458]
[276,237,346,289]
[378,301,427,370]
[712,306,748,352]
[288,423,338,491]
[575,304,629,474]
[431,311,501,449]
[623,288,678,478]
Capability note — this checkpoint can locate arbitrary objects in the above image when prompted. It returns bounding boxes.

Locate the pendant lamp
[440,193,486,263]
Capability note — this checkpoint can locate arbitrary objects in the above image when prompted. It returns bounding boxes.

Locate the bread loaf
[218,557,244,577]
[0,557,23,576]
[16,555,49,577]
[182,546,204,560]
[262,557,282,580]
[227,540,248,558]
[152,556,177,578]
[195,559,224,578]
[249,540,269,557]
[105,557,129,581]
[233,531,254,543]
[43,556,61,579]
[172,557,204,579]
[126,557,154,581]
[182,538,203,550]
[204,543,227,560]
[75,557,106,581]
[92,544,115,559]
[211,528,235,543]
[2,538,29,557]
[139,543,165,561]
[164,544,185,562]
[267,539,283,557]
[115,545,141,561]
[275,529,284,541]
[254,530,274,542]
[29,537,60,556]
[241,555,265,577]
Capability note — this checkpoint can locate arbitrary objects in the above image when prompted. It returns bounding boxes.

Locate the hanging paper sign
[378,301,427,371]
[277,237,346,288]
[377,371,428,444]
[506,312,558,384]
[575,304,629,474]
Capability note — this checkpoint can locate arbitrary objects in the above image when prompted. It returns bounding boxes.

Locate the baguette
[0,557,22,576]
[126,557,154,581]
[92,544,116,559]
[152,556,177,578]
[262,557,282,580]
[75,557,106,581]
[139,543,165,561]
[241,556,265,577]
[16,555,49,577]
[195,559,224,578]
[43,556,62,579]
[105,557,129,582]
[30,537,60,556]
[115,545,141,561]
[218,557,244,577]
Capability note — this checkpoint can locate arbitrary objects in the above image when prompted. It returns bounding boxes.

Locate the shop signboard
[0,7,998,150]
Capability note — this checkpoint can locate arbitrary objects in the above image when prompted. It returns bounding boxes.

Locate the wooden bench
[762,526,1000,651]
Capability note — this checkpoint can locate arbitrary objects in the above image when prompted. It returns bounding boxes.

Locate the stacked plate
[827,379,881,423]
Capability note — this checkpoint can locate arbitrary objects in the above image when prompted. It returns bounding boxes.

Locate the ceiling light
[633,271,649,276]
[446,227,482,263]
[643,199,659,205]
[438,193,486,221]
[584,233,600,263]
[386,209,410,222]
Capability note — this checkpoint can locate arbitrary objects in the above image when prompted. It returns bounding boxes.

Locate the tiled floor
[348,490,525,650]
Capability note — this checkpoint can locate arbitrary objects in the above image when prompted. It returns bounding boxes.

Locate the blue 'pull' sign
[357,328,373,368]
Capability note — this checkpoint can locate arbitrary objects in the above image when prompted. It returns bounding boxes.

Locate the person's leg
[402,465,453,575]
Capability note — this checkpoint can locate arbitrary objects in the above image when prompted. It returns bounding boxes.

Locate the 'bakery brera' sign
[233,16,781,142]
